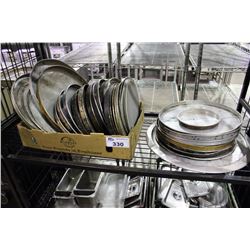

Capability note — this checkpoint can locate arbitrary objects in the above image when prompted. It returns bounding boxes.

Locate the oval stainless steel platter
[23,88,56,132]
[37,65,87,130]
[30,59,72,102]
[11,74,38,129]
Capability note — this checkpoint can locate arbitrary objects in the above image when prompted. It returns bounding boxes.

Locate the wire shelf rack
[5,115,250,186]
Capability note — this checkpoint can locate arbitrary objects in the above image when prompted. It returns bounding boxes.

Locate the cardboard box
[17,105,144,160]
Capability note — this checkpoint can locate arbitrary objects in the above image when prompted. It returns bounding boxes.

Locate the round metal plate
[23,88,56,132]
[11,74,38,129]
[147,123,249,173]
[159,100,242,137]
[37,65,86,130]
[177,108,220,129]
[54,104,70,133]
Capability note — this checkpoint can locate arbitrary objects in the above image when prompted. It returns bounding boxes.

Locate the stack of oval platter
[147,100,249,173]
[11,59,141,136]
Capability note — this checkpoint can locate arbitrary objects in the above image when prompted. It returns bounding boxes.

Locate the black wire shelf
[6,116,250,186]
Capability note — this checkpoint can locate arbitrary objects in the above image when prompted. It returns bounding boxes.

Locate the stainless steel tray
[55,168,83,197]
[97,173,129,208]
[183,180,210,198]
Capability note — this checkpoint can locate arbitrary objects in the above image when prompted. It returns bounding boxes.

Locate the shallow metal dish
[198,183,228,208]
[97,173,129,208]
[183,180,210,198]
[36,65,86,130]
[11,74,38,129]
[161,179,189,208]
[177,108,220,129]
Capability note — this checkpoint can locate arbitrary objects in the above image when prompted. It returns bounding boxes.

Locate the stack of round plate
[147,100,249,173]
[11,60,141,136]
[156,101,242,159]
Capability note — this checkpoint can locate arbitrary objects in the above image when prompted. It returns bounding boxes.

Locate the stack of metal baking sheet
[11,59,141,136]
[147,100,249,173]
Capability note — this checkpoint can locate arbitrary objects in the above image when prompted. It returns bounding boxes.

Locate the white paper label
[106,137,130,148]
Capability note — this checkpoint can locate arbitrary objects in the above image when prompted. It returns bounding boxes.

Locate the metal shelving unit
[2,42,250,208]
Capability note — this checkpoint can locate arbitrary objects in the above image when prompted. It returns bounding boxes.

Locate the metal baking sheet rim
[147,123,249,174]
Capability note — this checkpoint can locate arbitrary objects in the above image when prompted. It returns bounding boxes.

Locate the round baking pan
[71,89,89,134]
[85,82,103,133]
[77,84,95,134]
[56,91,77,133]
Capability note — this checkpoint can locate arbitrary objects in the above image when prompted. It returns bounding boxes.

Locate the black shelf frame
[4,115,250,187]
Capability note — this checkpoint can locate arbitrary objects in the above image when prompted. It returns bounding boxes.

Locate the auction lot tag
[106,137,130,148]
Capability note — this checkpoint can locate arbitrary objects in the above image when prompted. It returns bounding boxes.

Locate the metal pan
[36,65,86,130]
[60,84,82,133]
[103,83,117,135]
[77,85,95,133]
[85,82,103,132]
[73,171,104,196]
[90,80,108,133]
[56,91,77,133]
[177,108,221,130]
[11,74,38,129]
[71,89,89,134]
[97,173,129,208]
[112,83,127,135]
[22,88,56,132]
[30,59,72,102]
[54,103,70,133]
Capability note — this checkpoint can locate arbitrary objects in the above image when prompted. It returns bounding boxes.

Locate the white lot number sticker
[106,137,130,148]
